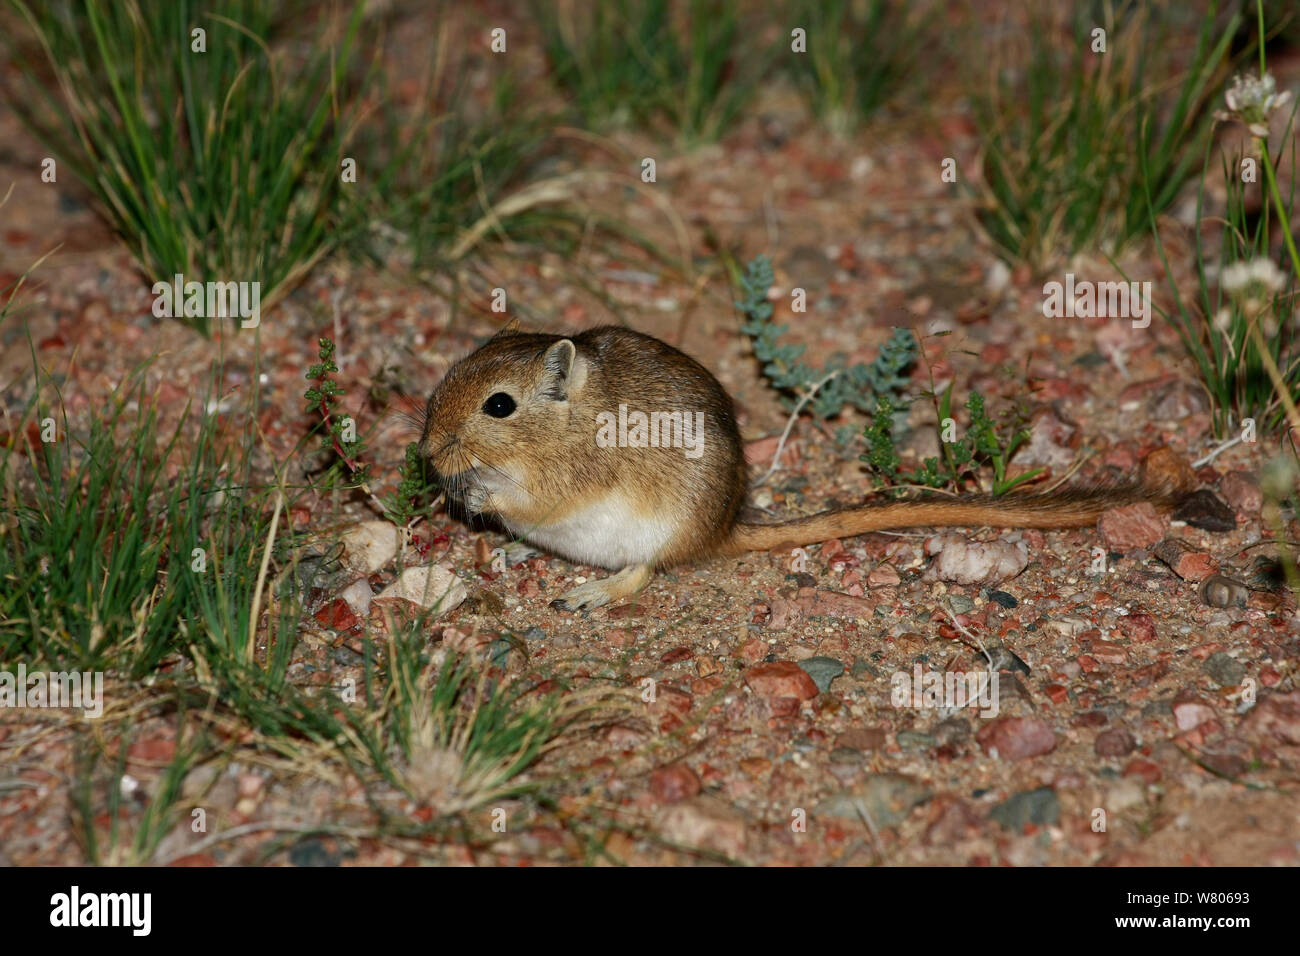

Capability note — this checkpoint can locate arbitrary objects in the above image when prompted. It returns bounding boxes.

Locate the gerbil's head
[419,325,589,514]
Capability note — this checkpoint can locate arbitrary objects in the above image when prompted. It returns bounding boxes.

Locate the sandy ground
[1,1,1298,866]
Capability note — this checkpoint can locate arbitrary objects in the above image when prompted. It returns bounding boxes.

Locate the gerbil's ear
[539,339,577,400]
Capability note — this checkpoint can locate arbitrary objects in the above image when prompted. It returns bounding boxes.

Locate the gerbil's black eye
[482,392,516,418]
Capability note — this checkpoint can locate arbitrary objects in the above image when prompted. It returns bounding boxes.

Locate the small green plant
[788,0,927,137]
[1142,13,1299,439]
[347,21,563,271]
[71,724,203,866]
[342,623,620,815]
[305,337,436,526]
[382,441,437,529]
[305,337,371,488]
[974,1,1237,270]
[736,254,916,439]
[3,0,369,335]
[862,384,1043,496]
[1,375,198,673]
[533,0,756,145]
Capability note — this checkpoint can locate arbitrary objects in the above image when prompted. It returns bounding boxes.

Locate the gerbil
[419,324,1192,611]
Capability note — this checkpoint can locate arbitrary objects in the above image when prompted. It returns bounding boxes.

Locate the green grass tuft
[533,0,756,145]
[2,0,368,336]
[974,1,1238,270]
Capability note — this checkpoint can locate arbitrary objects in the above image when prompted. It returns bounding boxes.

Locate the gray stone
[797,656,845,693]
[989,787,1060,831]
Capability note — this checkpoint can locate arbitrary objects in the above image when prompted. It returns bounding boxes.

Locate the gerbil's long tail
[723,479,1189,555]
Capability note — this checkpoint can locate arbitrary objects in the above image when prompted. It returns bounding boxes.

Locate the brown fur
[723,483,1186,555]
[421,324,1193,609]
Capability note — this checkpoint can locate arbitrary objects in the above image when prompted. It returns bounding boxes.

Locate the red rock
[1101,441,1140,471]
[1242,690,1300,747]
[1091,642,1128,665]
[1219,471,1262,514]
[650,763,701,803]
[313,598,359,631]
[836,727,887,751]
[1152,539,1218,582]
[696,655,722,677]
[605,628,636,647]
[1172,691,1218,731]
[1078,654,1099,673]
[691,676,724,696]
[1098,502,1167,551]
[650,686,693,716]
[661,646,692,665]
[1044,684,1069,704]
[1095,727,1137,757]
[1123,759,1162,784]
[168,853,218,866]
[734,638,768,662]
[795,588,876,620]
[980,343,1010,365]
[922,794,983,846]
[1119,612,1157,643]
[767,696,802,717]
[976,717,1057,760]
[128,734,176,763]
[821,538,846,562]
[1118,374,1170,403]
[867,562,901,587]
[748,658,816,702]
[744,435,796,467]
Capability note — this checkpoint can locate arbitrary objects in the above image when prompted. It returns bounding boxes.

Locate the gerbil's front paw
[551,578,616,612]
[502,541,541,567]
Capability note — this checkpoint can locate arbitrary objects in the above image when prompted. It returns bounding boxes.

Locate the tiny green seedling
[305,337,436,527]
[862,384,1043,497]
[305,337,371,488]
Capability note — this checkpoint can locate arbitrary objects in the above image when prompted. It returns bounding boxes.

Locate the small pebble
[989,787,1059,831]
[987,590,1018,608]
[1198,574,1248,609]
[1172,490,1236,532]
[1203,651,1246,687]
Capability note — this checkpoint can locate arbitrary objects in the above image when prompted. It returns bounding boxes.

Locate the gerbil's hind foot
[502,541,541,567]
[551,564,652,612]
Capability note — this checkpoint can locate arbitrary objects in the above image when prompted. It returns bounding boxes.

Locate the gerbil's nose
[421,430,462,475]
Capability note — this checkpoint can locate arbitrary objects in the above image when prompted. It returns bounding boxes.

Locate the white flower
[1220,257,1287,294]
[1217,72,1294,138]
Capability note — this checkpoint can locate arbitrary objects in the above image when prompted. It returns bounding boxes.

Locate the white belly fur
[504,492,676,569]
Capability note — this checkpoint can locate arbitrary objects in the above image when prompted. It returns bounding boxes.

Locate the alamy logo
[0,665,103,718]
[1042,273,1151,328]
[50,886,151,936]
[595,404,705,459]
[891,663,999,718]
[152,273,260,328]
